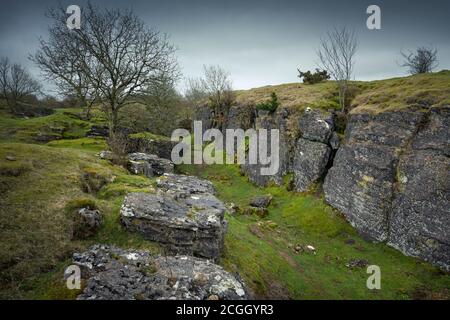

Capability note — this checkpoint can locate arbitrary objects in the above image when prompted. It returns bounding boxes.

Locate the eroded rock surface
[127,153,174,177]
[293,138,331,192]
[156,174,216,196]
[120,190,226,260]
[324,106,450,270]
[73,245,250,300]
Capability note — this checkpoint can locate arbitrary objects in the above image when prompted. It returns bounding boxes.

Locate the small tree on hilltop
[317,27,358,112]
[400,46,438,74]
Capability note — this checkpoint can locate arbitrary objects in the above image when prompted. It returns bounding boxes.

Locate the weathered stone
[72,208,102,239]
[120,191,226,259]
[293,138,331,192]
[388,107,450,271]
[241,107,298,187]
[226,105,255,130]
[73,245,250,300]
[99,150,113,160]
[86,125,109,137]
[345,259,369,269]
[329,132,340,150]
[324,106,450,271]
[299,108,334,144]
[127,153,174,178]
[249,195,273,208]
[324,109,425,241]
[156,174,215,196]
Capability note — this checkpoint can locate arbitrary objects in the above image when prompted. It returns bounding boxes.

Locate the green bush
[297,68,330,84]
[256,92,279,113]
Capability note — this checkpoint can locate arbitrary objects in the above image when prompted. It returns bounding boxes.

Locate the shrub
[256,92,279,113]
[297,68,330,84]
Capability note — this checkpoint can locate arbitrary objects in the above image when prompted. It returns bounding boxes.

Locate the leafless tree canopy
[32,3,178,133]
[0,57,41,112]
[400,47,438,74]
[317,27,358,111]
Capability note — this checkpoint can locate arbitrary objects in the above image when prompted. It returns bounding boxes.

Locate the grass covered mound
[178,164,450,299]
[0,141,159,299]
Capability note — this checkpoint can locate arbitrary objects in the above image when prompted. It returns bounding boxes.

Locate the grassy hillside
[235,70,450,113]
[0,71,449,299]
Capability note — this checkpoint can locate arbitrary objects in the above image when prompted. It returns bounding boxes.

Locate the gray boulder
[387,107,450,271]
[72,208,102,239]
[120,191,226,260]
[73,245,250,300]
[127,153,174,178]
[293,138,331,192]
[299,108,334,144]
[156,174,215,196]
[249,195,273,208]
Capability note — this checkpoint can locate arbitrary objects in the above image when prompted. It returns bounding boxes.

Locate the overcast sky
[0,0,449,92]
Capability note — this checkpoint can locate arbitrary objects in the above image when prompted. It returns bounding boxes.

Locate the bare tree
[317,27,358,111]
[32,4,178,135]
[197,65,234,129]
[400,46,438,74]
[0,57,41,113]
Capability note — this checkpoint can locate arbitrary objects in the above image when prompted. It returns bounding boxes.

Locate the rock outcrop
[73,245,250,300]
[126,134,176,160]
[127,153,174,178]
[120,174,227,260]
[324,106,449,271]
[72,208,102,239]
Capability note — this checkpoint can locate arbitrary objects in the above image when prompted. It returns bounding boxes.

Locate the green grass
[0,142,159,299]
[177,163,450,299]
[0,108,93,143]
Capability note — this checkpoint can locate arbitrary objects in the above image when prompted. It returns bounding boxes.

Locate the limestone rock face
[388,107,450,271]
[73,245,250,300]
[126,136,176,160]
[299,108,334,144]
[293,138,331,192]
[241,107,298,186]
[120,190,226,260]
[127,153,174,178]
[324,106,449,271]
[226,105,255,130]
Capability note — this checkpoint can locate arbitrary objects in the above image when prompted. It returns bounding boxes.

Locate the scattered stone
[156,174,215,196]
[305,245,316,254]
[98,150,113,160]
[72,208,102,239]
[293,138,331,192]
[127,153,174,178]
[249,195,273,208]
[120,192,227,260]
[345,259,369,269]
[73,245,250,300]
[5,156,16,161]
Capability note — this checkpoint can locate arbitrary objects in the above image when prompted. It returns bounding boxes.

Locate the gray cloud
[0,0,449,92]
